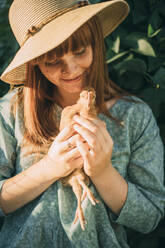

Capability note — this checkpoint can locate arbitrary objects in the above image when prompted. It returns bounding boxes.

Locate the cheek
[40,66,59,82]
[82,55,93,69]
[86,49,93,68]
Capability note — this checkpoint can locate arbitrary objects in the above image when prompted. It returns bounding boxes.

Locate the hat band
[22,1,89,47]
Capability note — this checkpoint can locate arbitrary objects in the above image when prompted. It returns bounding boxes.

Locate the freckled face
[38,46,93,94]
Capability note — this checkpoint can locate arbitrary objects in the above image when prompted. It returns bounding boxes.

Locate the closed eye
[74,47,86,56]
[45,60,61,66]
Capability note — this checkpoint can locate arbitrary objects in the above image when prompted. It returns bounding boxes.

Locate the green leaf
[148,26,161,38]
[115,58,147,74]
[105,35,121,60]
[111,36,120,54]
[144,73,157,88]
[140,88,161,118]
[111,26,128,39]
[132,39,156,57]
[106,51,129,64]
[113,67,145,93]
[132,0,148,24]
[0,0,7,11]
[124,33,156,57]
[119,72,144,91]
[147,57,164,72]
[0,82,9,97]
[158,0,165,17]
[148,10,162,37]
[153,67,165,89]
[159,124,165,144]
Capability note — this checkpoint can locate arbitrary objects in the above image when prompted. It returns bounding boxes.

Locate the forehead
[34,20,93,64]
[47,45,85,61]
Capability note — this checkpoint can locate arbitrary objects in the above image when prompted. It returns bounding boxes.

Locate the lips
[62,75,82,82]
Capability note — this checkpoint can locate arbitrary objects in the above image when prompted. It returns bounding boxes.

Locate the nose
[61,57,78,76]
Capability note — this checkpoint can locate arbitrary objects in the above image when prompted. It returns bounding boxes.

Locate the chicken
[59,87,99,230]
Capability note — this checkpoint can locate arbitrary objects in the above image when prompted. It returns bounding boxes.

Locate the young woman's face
[39,45,93,94]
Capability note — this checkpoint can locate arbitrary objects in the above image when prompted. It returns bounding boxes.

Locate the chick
[60,87,97,130]
[59,87,99,230]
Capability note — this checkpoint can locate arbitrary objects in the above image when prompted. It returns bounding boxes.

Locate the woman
[0,0,164,247]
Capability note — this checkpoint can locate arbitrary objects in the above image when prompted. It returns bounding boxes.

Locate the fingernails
[73,115,80,120]
[73,124,79,129]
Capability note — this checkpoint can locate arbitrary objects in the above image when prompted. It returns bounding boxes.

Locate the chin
[66,88,83,94]
[63,83,87,94]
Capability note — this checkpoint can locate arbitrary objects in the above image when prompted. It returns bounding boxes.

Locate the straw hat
[1,0,129,85]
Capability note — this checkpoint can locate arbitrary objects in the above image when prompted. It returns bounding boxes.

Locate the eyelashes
[74,47,86,56]
[44,47,87,67]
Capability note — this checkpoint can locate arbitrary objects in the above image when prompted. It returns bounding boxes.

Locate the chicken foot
[69,173,99,230]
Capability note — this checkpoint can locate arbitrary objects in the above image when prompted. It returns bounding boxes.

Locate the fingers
[56,122,88,152]
[70,156,84,170]
[62,143,85,169]
[48,133,81,163]
[61,154,83,175]
[76,139,90,165]
[74,123,101,150]
[73,115,111,150]
[62,134,81,151]
[66,147,81,160]
[56,124,74,142]
[73,114,107,135]
[73,115,100,133]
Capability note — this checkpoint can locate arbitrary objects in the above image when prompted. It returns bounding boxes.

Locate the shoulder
[104,96,158,141]
[109,96,153,123]
[0,89,17,111]
[0,89,19,131]
[114,96,160,144]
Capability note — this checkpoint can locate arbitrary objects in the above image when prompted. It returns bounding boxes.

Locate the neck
[54,88,80,108]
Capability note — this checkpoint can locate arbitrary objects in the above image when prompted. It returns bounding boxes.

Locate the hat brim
[1,0,129,84]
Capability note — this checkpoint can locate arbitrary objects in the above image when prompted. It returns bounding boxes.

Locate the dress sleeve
[111,102,165,233]
[0,102,17,217]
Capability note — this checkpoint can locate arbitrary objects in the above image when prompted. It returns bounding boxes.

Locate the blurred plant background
[0,0,165,247]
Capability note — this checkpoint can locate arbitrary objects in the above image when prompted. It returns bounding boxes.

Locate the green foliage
[104,0,165,247]
[0,0,165,247]
[90,1,165,134]
[0,0,18,96]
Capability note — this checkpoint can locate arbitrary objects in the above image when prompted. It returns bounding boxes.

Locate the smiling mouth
[62,75,82,82]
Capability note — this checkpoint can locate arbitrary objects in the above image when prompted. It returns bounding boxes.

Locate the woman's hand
[73,115,113,179]
[72,115,128,215]
[44,125,83,180]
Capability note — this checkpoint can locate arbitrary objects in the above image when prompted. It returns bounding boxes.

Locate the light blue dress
[0,89,164,248]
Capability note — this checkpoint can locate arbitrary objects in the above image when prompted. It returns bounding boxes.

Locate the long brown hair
[13,16,128,147]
